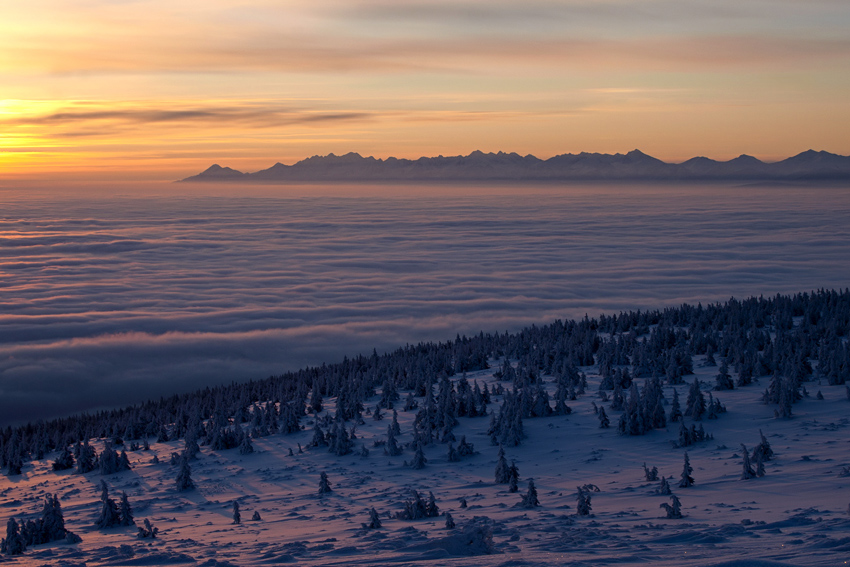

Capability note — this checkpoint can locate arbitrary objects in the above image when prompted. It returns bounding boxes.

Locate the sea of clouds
[1,182,848,424]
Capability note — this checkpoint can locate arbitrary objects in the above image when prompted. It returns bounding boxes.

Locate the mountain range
[181,149,850,183]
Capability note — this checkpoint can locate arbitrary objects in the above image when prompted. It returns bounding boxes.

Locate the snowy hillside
[3,291,850,567]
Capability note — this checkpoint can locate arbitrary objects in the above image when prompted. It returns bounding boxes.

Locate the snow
[4,359,850,566]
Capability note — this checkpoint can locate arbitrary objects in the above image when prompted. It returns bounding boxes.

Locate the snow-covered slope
[3,357,850,566]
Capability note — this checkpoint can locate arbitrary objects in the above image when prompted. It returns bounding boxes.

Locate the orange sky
[2,0,849,181]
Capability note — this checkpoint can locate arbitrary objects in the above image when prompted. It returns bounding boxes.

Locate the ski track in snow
[3,358,850,566]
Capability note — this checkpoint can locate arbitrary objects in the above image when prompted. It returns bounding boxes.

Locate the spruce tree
[119,492,134,526]
[740,444,756,479]
[660,494,683,518]
[176,452,195,491]
[598,406,610,428]
[657,476,671,495]
[365,508,382,529]
[318,471,333,494]
[95,481,121,529]
[444,512,455,529]
[522,479,540,508]
[669,388,682,423]
[678,452,694,488]
[232,501,241,524]
[2,517,25,555]
[508,460,520,493]
[494,446,510,483]
[576,487,592,516]
[52,446,75,471]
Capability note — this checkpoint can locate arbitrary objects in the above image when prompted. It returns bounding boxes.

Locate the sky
[0,0,849,180]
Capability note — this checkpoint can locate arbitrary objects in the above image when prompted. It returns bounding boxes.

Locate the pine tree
[176,452,195,491]
[384,425,403,456]
[678,452,694,488]
[2,517,25,555]
[643,463,659,481]
[508,460,520,493]
[444,512,455,529]
[714,360,734,391]
[522,479,540,508]
[238,432,254,455]
[740,444,756,479]
[52,445,75,471]
[408,442,427,470]
[119,492,134,526]
[365,508,382,529]
[318,471,332,494]
[426,491,440,518]
[657,476,671,495]
[95,480,121,529]
[669,388,682,423]
[598,406,610,428]
[232,501,241,524]
[660,494,683,518]
[752,429,774,462]
[494,446,510,483]
[576,487,592,516]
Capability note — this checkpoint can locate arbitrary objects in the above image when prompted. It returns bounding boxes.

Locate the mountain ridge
[180,149,850,183]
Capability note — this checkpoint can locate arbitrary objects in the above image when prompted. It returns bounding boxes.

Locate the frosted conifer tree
[232,501,241,524]
[176,452,195,491]
[657,476,672,495]
[119,492,134,526]
[238,431,254,455]
[384,425,403,456]
[752,429,774,462]
[576,487,592,516]
[678,452,694,487]
[598,406,610,428]
[714,360,734,391]
[318,471,333,494]
[740,444,756,479]
[669,388,682,423]
[660,494,683,518]
[1,517,25,555]
[365,508,382,529]
[444,512,455,529]
[52,445,74,471]
[495,446,510,483]
[408,442,427,470]
[508,461,520,493]
[95,481,121,529]
[522,479,540,508]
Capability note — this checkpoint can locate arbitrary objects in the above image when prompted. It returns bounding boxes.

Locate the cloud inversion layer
[1,183,850,424]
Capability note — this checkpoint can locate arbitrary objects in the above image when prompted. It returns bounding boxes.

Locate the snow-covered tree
[318,471,333,494]
[678,452,694,488]
[522,479,540,508]
[232,501,241,524]
[660,494,683,518]
[176,452,195,491]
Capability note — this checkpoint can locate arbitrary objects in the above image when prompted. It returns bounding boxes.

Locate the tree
[119,492,134,526]
[598,406,610,428]
[494,446,509,483]
[238,432,254,455]
[318,471,332,494]
[576,487,592,516]
[444,512,455,529]
[408,442,427,470]
[95,481,121,529]
[522,479,540,508]
[52,445,74,471]
[508,460,520,493]
[137,519,158,539]
[656,476,671,495]
[714,360,734,391]
[678,452,694,488]
[740,444,756,480]
[1,518,25,555]
[384,425,403,456]
[669,389,682,423]
[176,452,195,491]
[752,429,774,462]
[643,463,659,481]
[232,501,241,524]
[365,508,382,529]
[660,494,683,518]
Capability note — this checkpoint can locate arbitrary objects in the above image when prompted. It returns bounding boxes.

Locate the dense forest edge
[3,288,849,472]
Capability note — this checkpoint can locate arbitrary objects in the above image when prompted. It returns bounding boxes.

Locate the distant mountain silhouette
[179,150,850,183]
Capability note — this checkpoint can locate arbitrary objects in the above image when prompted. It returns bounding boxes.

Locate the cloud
[2,183,850,425]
